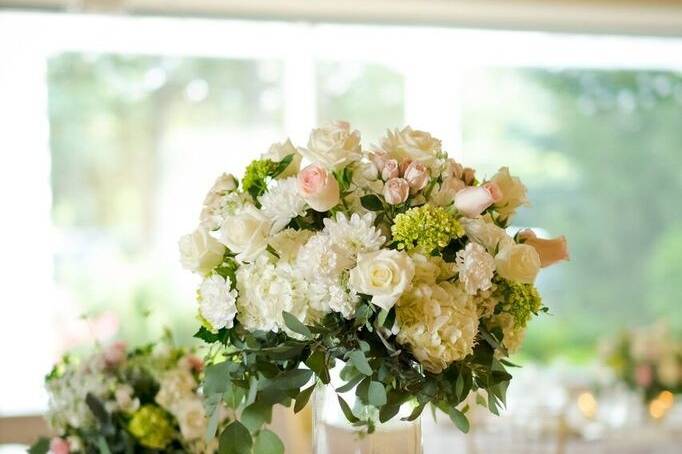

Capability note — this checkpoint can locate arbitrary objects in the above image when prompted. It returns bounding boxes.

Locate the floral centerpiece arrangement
[29,340,227,454]
[602,323,681,408]
[179,122,569,453]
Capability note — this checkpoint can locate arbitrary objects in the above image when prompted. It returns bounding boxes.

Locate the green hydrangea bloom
[392,204,464,254]
[494,277,543,328]
[242,159,277,197]
[128,405,174,449]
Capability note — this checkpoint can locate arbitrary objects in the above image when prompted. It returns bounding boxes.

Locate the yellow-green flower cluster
[392,205,464,254]
[242,159,277,195]
[494,277,543,328]
[128,405,175,449]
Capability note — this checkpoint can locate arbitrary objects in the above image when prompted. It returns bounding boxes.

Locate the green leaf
[368,381,387,407]
[348,350,373,376]
[205,395,223,441]
[360,194,383,211]
[97,436,112,454]
[402,402,426,421]
[28,438,50,454]
[337,395,360,423]
[204,362,232,395]
[241,402,273,433]
[379,404,401,423]
[335,374,364,393]
[219,421,253,454]
[455,373,464,401]
[86,393,111,429]
[246,375,259,407]
[294,384,315,413]
[194,326,226,343]
[448,408,470,433]
[223,382,246,409]
[266,369,313,391]
[306,350,330,384]
[282,311,312,339]
[355,376,371,403]
[253,429,285,454]
[475,393,487,407]
[271,154,294,178]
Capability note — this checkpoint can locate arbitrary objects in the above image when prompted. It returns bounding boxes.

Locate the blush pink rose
[518,229,569,268]
[399,158,413,175]
[103,341,127,367]
[383,178,410,205]
[403,161,429,193]
[297,163,340,212]
[50,437,70,454]
[369,150,389,173]
[454,182,502,217]
[381,159,400,181]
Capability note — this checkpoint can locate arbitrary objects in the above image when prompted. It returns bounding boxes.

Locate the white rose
[300,121,362,171]
[460,218,514,253]
[491,167,528,220]
[198,274,238,331]
[174,398,207,441]
[262,138,302,178]
[495,244,541,284]
[349,249,415,311]
[379,126,442,171]
[219,205,271,262]
[178,228,226,275]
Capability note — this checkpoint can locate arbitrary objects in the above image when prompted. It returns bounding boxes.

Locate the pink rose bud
[381,159,400,181]
[103,341,127,367]
[369,151,389,173]
[383,178,410,205]
[399,158,413,175]
[635,364,653,387]
[403,161,430,193]
[454,182,502,217]
[181,354,204,372]
[297,163,341,212]
[462,167,476,185]
[518,229,569,268]
[50,437,70,454]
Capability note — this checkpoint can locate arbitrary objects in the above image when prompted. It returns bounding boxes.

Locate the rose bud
[399,158,413,175]
[518,229,569,268]
[454,182,502,217]
[50,437,70,454]
[369,150,389,173]
[297,163,341,212]
[403,161,430,193]
[381,159,400,181]
[383,177,410,205]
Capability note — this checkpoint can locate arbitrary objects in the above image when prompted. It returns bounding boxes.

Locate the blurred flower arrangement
[179,121,569,452]
[602,323,681,416]
[29,339,227,454]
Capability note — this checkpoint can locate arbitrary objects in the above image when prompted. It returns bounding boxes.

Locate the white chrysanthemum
[323,212,386,258]
[456,242,496,295]
[236,255,310,333]
[296,233,353,282]
[198,275,238,331]
[396,280,479,373]
[269,228,314,262]
[259,177,307,233]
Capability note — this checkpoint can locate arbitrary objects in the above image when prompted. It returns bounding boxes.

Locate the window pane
[461,68,682,360]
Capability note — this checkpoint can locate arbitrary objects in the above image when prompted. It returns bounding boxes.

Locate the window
[1,10,681,414]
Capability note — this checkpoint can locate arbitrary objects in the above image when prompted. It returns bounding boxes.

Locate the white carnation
[259,177,307,233]
[455,242,496,295]
[198,275,238,331]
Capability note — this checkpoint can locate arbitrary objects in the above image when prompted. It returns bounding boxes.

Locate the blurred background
[1,0,682,452]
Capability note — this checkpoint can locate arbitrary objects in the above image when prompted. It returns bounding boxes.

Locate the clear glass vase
[312,369,422,454]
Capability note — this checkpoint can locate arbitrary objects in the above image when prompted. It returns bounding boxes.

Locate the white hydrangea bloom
[455,242,496,295]
[198,275,238,331]
[236,255,311,333]
[259,177,307,233]
[396,280,479,373]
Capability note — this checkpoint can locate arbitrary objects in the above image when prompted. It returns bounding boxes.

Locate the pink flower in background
[297,163,340,212]
[635,364,653,387]
[103,341,127,367]
[180,354,204,372]
[518,229,569,268]
[383,178,410,205]
[50,437,70,454]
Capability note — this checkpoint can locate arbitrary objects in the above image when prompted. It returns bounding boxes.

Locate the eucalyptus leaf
[241,402,273,432]
[294,384,315,413]
[253,429,285,454]
[360,194,383,211]
[219,421,252,454]
[448,408,470,433]
[368,381,387,407]
[348,350,373,376]
[337,395,360,423]
[282,311,312,339]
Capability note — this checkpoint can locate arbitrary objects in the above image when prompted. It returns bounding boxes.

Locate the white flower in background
[495,244,541,284]
[456,242,496,295]
[236,255,310,333]
[259,177,307,233]
[155,368,197,413]
[349,249,415,311]
[300,120,362,171]
[269,228,314,262]
[429,177,466,207]
[114,384,140,414]
[377,126,443,171]
[396,280,478,373]
[323,212,385,259]
[198,275,238,331]
[173,398,207,441]
[490,167,528,220]
[219,205,271,262]
[460,218,514,254]
[179,228,225,275]
[200,173,239,230]
[262,138,302,177]
[658,354,680,387]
